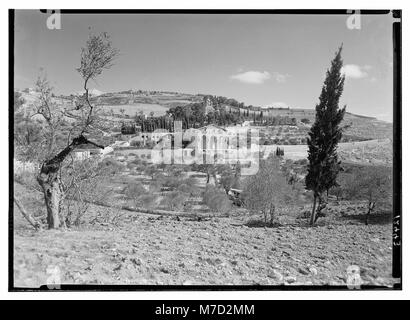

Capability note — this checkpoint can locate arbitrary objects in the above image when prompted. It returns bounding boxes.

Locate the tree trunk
[365,201,375,225]
[315,193,327,223]
[309,194,317,226]
[37,170,62,229]
[36,134,105,229]
[269,204,275,227]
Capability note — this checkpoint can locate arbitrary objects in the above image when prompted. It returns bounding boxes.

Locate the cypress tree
[305,45,346,225]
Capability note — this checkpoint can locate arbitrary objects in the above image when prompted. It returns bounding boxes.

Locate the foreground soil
[14,200,397,288]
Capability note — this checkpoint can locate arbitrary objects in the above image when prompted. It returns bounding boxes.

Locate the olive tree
[35,32,119,229]
[242,155,293,226]
[343,166,392,225]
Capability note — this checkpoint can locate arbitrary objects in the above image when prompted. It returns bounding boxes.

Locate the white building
[73,150,91,161]
[151,129,170,143]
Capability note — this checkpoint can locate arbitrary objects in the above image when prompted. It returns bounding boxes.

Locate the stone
[268,270,284,282]
[284,276,297,284]
[298,267,309,275]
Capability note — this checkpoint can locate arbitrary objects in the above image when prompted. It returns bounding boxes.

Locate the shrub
[138,194,157,209]
[177,182,200,197]
[127,162,137,170]
[242,155,295,226]
[160,191,188,211]
[289,138,298,145]
[340,165,392,224]
[202,186,232,214]
[99,157,124,175]
[161,176,182,189]
[125,182,147,200]
[14,170,38,188]
[144,165,158,180]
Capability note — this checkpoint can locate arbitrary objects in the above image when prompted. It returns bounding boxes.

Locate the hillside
[16,89,393,142]
[14,182,395,287]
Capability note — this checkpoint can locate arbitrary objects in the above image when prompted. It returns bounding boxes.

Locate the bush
[160,191,188,211]
[160,176,182,189]
[125,182,147,200]
[14,171,38,188]
[99,157,124,174]
[241,155,295,226]
[144,165,158,179]
[138,194,157,209]
[177,182,200,197]
[289,138,298,145]
[202,186,232,214]
[341,165,392,213]
[127,162,137,170]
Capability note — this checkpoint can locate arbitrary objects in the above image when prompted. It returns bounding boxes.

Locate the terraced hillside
[16,89,392,142]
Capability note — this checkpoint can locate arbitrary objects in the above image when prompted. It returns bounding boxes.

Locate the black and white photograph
[9,9,401,291]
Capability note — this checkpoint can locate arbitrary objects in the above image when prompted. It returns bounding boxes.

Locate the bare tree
[61,156,113,226]
[343,165,392,225]
[35,32,119,229]
[14,91,44,161]
[242,155,294,226]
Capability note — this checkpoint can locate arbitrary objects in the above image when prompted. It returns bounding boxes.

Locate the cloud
[341,64,369,79]
[272,72,290,83]
[230,70,271,84]
[230,70,290,84]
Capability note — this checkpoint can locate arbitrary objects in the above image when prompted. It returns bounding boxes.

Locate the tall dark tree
[305,45,346,225]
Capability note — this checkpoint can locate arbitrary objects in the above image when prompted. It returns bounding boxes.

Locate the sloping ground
[18,90,392,141]
[338,139,393,165]
[101,103,168,117]
[261,139,392,165]
[13,197,396,288]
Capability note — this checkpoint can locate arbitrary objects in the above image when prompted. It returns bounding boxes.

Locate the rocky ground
[13,196,397,288]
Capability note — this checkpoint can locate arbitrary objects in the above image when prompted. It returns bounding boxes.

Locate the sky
[14,11,394,121]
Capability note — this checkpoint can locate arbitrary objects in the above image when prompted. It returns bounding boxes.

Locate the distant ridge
[76,88,105,97]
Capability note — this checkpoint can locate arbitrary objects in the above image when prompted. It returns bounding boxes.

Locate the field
[261,138,393,165]
[14,182,395,287]
[13,89,396,289]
